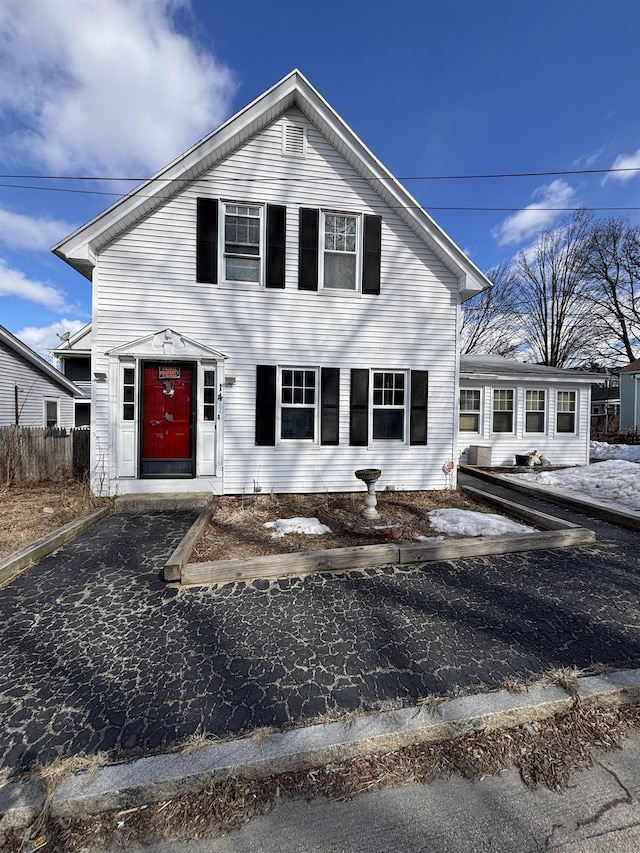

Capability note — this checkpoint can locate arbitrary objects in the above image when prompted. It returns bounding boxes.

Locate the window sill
[218,281,264,292]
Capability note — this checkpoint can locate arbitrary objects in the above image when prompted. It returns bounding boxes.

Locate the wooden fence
[0,426,90,484]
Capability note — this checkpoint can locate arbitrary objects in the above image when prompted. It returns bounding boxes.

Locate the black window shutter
[298,208,319,291]
[350,369,369,446]
[266,205,286,288]
[362,215,381,294]
[196,198,218,283]
[410,370,428,445]
[321,368,340,445]
[255,365,276,446]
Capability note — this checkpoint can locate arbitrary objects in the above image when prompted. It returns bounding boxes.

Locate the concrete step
[114,492,213,512]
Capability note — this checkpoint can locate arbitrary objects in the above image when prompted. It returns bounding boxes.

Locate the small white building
[458,355,598,467]
[53,70,491,497]
[0,325,80,429]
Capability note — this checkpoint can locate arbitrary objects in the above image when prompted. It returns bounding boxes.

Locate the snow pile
[506,458,640,512]
[264,517,332,538]
[428,509,534,537]
[590,440,640,462]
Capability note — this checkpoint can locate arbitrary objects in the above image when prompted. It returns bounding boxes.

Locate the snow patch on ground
[590,440,640,462]
[506,457,640,513]
[264,517,332,538]
[428,509,534,537]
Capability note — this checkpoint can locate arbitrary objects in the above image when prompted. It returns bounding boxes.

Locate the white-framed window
[492,388,514,433]
[320,211,360,290]
[222,202,263,284]
[44,398,59,428]
[556,390,577,433]
[372,370,406,441]
[278,367,318,441]
[459,389,481,433]
[122,365,136,421]
[525,389,546,433]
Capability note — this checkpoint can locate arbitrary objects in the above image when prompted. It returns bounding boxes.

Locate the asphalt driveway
[1,486,638,772]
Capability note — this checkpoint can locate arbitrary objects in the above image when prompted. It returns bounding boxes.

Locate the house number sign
[158,366,181,380]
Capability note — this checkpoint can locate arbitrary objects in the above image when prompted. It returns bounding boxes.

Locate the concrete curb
[0,507,111,587]
[2,668,639,829]
[460,465,640,531]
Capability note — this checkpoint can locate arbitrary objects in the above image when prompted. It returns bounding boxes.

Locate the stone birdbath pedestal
[355,468,381,520]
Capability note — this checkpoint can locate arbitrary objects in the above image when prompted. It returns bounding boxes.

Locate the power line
[0,167,638,182]
[1,183,638,213]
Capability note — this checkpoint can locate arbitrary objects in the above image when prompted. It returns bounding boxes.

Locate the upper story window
[459,389,481,433]
[223,203,263,283]
[556,390,576,433]
[372,371,406,440]
[63,356,91,382]
[525,389,546,433]
[492,389,514,433]
[280,368,318,441]
[321,212,360,290]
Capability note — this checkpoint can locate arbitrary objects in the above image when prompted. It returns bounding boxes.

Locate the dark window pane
[294,370,304,386]
[373,409,404,440]
[557,413,575,433]
[293,387,303,404]
[204,405,215,421]
[282,370,292,386]
[304,389,315,405]
[204,371,215,386]
[204,388,215,404]
[123,386,135,403]
[123,403,134,421]
[281,408,314,440]
[282,388,292,404]
[64,357,91,382]
[373,390,383,405]
[526,412,544,432]
[305,371,315,387]
[373,373,383,389]
[493,412,513,432]
[123,368,134,385]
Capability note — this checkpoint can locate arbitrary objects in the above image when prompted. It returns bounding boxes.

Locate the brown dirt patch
[0,480,111,562]
[192,489,504,563]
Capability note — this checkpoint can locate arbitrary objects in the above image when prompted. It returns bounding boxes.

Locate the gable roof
[50,322,92,358]
[0,325,82,396]
[52,69,491,300]
[619,358,640,374]
[460,355,601,383]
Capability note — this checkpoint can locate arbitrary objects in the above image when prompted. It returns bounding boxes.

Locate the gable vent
[282,122,307,158]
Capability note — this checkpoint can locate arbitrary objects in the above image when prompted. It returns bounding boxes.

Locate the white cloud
[15,319,88,360]
[492,180,576,247]
[0,0,237,176]
[0,258,70,311]
[0,207,76,251]
[603,148,640,183]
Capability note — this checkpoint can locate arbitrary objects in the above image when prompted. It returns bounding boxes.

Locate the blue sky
[1,0,638,356]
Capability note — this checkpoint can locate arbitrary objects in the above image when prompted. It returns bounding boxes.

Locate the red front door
[141,363,194,477]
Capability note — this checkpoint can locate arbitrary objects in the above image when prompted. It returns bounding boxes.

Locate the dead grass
[0,479,111,561]
[192,489,500,563]
[5,702,639,853]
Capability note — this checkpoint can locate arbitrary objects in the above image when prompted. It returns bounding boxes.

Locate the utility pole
[14,384,19,426]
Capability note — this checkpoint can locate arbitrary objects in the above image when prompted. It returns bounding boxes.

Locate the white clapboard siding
[0,338,75,429]
[92,108,462,494]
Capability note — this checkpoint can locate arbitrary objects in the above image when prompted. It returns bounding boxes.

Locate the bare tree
[584,217,640,364]
[513,208,600,367]
[460,262,522,356]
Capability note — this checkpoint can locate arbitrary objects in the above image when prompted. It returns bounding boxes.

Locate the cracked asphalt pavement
[1,482,639,773]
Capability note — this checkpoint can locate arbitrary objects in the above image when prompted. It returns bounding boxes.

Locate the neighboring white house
[51,323,93,427]
[0,325,81,429]
[458,355,599,467]
[619,358,640,431]
[53,69,492,497]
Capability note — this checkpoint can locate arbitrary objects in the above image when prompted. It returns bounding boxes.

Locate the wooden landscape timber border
[0,507,111,588]
[171,487,596,587]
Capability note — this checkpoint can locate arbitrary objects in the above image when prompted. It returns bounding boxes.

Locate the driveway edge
[0,507,111,587]
[2,669,639,828]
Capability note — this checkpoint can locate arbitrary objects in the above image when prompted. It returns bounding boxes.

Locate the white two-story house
[53,70,490,497]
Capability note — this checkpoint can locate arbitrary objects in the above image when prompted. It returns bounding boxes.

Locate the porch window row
[458,388,577,435]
